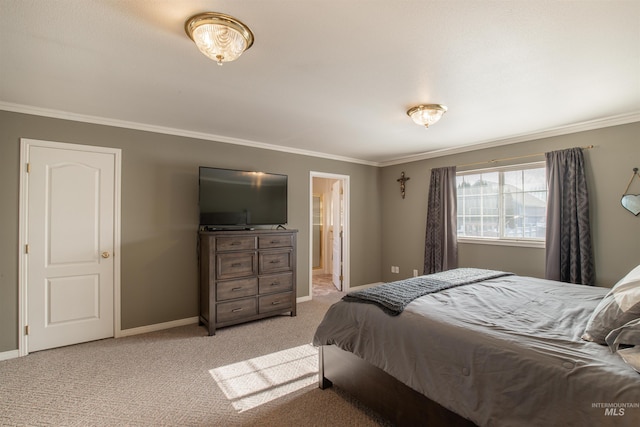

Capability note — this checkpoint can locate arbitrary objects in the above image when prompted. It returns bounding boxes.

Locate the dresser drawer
[216,252,257,280]
[217,278,258,301]
[259,292,293,314]
[216,236,257,252]
[259,272,293,295]
[259,234,294,249]
[217,298,257,323]
[259,250,293,274]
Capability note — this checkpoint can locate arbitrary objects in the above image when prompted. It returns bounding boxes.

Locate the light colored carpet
[0,293,391,426]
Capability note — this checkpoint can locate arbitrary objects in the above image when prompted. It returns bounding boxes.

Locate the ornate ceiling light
[407,104,448,128]
[185,12,254,66]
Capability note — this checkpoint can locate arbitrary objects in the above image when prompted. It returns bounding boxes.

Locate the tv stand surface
[201,226,256,232]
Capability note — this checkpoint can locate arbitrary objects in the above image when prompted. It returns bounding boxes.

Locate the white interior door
[331,180,342,291]
[24,141,118,352]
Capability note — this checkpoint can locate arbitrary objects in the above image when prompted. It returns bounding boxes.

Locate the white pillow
[605,318,640,373]
[582,265,640,344]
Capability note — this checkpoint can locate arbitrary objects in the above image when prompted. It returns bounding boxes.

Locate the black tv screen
[199,167,288,227]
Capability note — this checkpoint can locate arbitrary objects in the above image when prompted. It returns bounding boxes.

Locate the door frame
[309,172,350,298]
[18,138,122,356]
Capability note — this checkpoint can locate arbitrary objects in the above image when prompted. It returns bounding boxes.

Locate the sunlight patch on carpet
[209,343,318,412]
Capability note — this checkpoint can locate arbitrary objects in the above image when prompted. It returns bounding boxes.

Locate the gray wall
[381,122,640,285]
[0,110,382,352]
[2,109,638,354]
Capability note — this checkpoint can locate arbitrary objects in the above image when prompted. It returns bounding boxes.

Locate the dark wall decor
[621,167,640,216]
[397,172,410,199]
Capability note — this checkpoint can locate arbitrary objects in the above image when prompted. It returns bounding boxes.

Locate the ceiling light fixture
[185,12,254,66]
[407,104,448,128]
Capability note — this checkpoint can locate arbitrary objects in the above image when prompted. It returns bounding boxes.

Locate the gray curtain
[545,147,594,285]
[424,166,458,274]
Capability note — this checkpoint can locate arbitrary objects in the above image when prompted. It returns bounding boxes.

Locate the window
[456,163,547,244]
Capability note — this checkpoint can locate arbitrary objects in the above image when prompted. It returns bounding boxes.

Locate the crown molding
[0,102,378,167]
[379,111,640,167]
[2,102,638,168]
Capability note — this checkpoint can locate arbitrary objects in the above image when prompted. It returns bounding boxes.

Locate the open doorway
[309,172,349,298]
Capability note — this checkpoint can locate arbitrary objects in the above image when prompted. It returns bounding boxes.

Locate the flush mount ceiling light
[185,12,254,66]
[407,104,448,128]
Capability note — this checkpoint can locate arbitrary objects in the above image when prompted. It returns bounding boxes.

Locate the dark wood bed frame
[319,345,477,426]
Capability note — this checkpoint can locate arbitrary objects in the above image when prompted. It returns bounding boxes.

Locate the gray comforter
[313,275,640,426]
[342,268,513,315]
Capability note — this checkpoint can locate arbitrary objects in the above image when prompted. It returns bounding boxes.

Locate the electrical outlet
[413,269,418,277]
[391,266,400,274]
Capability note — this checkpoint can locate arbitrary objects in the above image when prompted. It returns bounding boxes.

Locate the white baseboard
[117,316,199,338]
[6,292,356,353]
[0,349,20,361]
[0,318,200,360]
[350,281,383,290]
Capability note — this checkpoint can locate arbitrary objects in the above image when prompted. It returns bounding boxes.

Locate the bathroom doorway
[310,172,349,297]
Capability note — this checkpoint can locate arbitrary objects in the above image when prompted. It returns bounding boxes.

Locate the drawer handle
[231,287,243,291]
[271,240,280,244]
[270,282,280,286]
[231,263,242,267]
[271,301,282,305]
[269,260,281,264]
[231,241,242,246]
[232,307,243,312]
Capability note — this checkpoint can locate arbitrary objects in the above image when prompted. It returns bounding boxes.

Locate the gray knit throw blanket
[343,268,513,315]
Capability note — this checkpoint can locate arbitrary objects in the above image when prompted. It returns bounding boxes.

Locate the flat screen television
[199,167,288,228]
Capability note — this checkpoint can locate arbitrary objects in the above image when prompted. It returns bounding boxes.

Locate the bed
[313,267,640,426]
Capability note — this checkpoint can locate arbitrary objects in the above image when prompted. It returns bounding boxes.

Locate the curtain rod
[457,145,595,169]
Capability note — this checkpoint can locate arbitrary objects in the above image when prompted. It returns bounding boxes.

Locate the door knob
[101,252,110,259]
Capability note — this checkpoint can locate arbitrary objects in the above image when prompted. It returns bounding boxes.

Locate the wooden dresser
[198,229,297,335]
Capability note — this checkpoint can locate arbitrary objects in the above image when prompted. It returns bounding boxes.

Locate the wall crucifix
[397,171,410,199]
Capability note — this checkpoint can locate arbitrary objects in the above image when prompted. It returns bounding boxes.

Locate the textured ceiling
[1,0,639,165]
